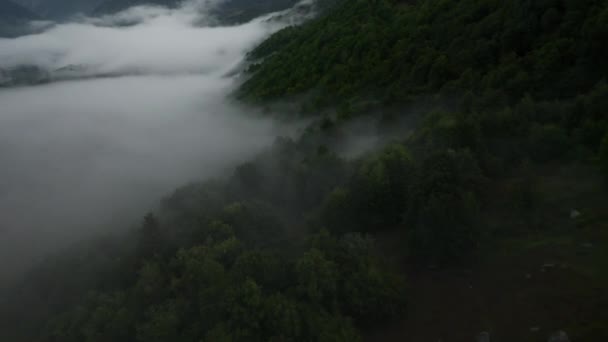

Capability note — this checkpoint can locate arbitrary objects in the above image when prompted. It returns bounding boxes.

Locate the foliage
[3,0,608,341]
[320,144,414,233]
[35,227,404,342]
[241,0,608,108]
[407,149,484,265]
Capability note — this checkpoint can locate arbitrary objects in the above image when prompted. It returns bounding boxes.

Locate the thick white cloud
[0,1,284,75]
[0,1,299,286]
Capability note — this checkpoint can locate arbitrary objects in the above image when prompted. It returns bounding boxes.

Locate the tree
[262,294,302,340]
[136,302,180,342]
[334,234,406,324]
[137,214,162,260]
[225,278,264,339]
[314,313,361,342]
[296,249,338,304]
[321,144,414,233]
[408,149,484,265]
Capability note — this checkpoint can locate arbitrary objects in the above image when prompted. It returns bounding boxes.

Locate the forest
[1,0,608,341]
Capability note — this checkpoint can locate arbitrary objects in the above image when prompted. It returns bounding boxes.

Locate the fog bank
[0,1,298,287]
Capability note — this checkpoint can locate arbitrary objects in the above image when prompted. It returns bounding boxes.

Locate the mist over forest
[0,0,302,287]
[1,0,608,341]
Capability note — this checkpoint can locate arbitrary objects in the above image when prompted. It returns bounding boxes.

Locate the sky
[0,0,300,288]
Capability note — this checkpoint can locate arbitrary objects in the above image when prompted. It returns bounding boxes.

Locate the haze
[0,1,295,287]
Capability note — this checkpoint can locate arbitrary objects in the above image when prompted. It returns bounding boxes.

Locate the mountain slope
[1,0,608,342]
[0,0,39,36]
[211,0,299,24]
[241,0,608,108]
[11,0,104,20]
[94,0,300,24]
[93,0,181,15]
[0,0,38,19]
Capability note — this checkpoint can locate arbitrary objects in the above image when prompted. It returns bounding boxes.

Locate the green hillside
[241,0,608,108]
[0,0,39,37]
[2,0,608,341]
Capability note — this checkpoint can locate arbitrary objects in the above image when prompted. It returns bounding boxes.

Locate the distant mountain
[11,0,104,20]
[0,0,38,20]
[93,0,181,16]
[7,0,302,23]
[0,0,39,36]
[212,0,299,24]
[93,0,300,24]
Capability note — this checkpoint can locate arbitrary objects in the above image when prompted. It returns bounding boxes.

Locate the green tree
[408,149,484,265]
[225,278,264,340]
[321,144,414,233]
[136,302,180,342]
[296,249,338,304]
[262,294,302,340]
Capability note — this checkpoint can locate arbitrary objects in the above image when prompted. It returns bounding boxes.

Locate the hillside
[11,0,103,19]
[93,0,182,15]
[1,0,608,341]
[94,0,300,24]
[211,0,299,24]
[241,0,608,109]
[0,0,39,36]
[0,0,38,19]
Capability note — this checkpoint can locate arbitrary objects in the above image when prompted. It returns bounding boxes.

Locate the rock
[525,273,532,279]
[570,209,581,219]
[582,242,593,248]
[477,331,490,342]
[548,330,570,342]
[530,326,541,332]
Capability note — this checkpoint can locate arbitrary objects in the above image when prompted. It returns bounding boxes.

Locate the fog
[0,0,299,287]
[0,2,284,74]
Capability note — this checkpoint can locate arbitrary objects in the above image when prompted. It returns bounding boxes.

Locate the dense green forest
[2,0,608,341]
[241,0,608,108]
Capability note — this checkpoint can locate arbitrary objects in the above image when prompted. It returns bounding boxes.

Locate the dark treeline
[2,0,608,341]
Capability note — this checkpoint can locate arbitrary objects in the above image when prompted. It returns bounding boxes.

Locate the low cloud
[0,1,285,76]
[0,0,299,287]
